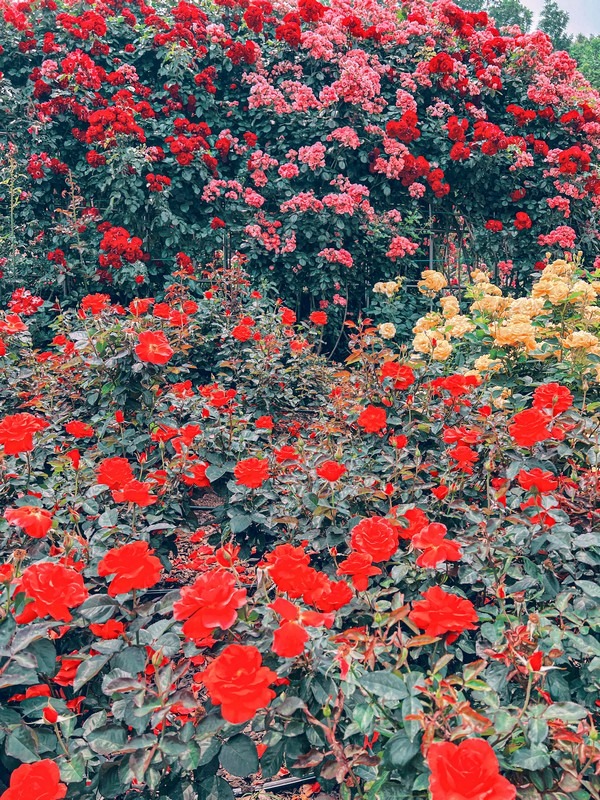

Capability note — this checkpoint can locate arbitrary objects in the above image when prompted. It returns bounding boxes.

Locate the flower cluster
[0,261,598,800]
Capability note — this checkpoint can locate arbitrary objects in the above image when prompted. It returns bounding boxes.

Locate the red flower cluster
[97,541,162,596]
[98,225,146,269]
[173,570,247,640]
[0,759,67,800]
[351,516,399,562]
[135,331,174,365]
[4,506,54,539]
[146,173,171,192]
[412,523,462,568]
[16,563,89,623]
[201,644,277,724]
[264,544,352,612]
[0,413,49,455]
[386,112,420,143]
[357,405,387,433]
[234,456,270,488]
[427,739,516,800]
[409,585,478,642]
[514,212,532,231]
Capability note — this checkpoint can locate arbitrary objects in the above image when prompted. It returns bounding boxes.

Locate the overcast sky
[523,0,600,36]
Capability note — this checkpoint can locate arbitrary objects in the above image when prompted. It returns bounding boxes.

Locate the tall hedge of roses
[0,256,599,799]
[2,0,600,316]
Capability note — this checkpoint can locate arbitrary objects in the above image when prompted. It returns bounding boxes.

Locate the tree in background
[570,36,600,89]
[539,0,571,50]
[456,0,532,30]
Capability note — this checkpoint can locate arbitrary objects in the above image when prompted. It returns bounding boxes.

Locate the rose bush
[0,253,598,799]
[2,0,600,334]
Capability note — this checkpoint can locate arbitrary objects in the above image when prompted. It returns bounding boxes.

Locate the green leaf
[198,775,235,800]
[29,639,56,675]
[98,761,126,799]
[5,726,39,762]
[78,596,120,623]
[361,671,408,702]
[87,725,128,755]
[9,622,54,654]
[542,702,588,721]
[205,465,228,482]
[73,654,111,693]
[112,646,147,675]
[511,746,550,771]
[98,508,119,528]
[229,514,252,533]
[219,734,258,777]
[60,754,87,784]
[402,695,424,741]
[575,579,600,599]
[384,733,421,768]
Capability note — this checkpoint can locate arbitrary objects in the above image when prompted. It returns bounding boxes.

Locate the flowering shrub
[0,257,599,799]
[2,0,600,320]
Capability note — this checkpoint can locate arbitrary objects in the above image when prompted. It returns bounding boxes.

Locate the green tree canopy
[539,0,571,50]
[570,36,600,89]
[455,0,532,31]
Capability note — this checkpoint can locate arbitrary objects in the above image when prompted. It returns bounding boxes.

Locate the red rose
[65,420,95,438]
[135,330,174,364]
[508,408,552,447]
[432,484,449,500]
[0,413,49,455]
[281,306,297,325]
[111,479,157,507]
[351,516,399,562]
[234,456,270,488]
[97,541,162,597]
[485,219,503,232]
[0,759,67,800]
[255,415,274,430]
[316,460,346,482]
[398,508,429,539]
[42,706,59,725]
[409,585,478,641]
[4,506,53,538]
[243,5,264,32]
[89,620,126,639]
[173,570,247,640]
[412,523,462,568]
[357,405,387,433]
[427,739,516,800]
[53,655,81,686]
[80,293,110,315]
[129,298,154,316]
[532,382,573,416]
[16,563,89,623]
[96,456,134,489]
[514,211,532,230]
[517,468,558,494]
[380,362,415,390]
[299,0,326,21]
[272,621,309,658]
[275,20,302,47]
[201,644,277,724]
[309,310,327,325]
[182,461,211,487]
[305,576,353,612]
[264,544,312,597]
[337,552,381,591]
[232,323,252,341]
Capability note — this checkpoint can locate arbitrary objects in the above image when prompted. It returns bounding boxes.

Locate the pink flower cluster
[318,248,354,268]
[386,236,419,260]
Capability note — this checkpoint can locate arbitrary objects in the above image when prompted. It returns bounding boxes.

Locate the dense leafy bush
[1,0,600,320]
[0,253,598,800]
